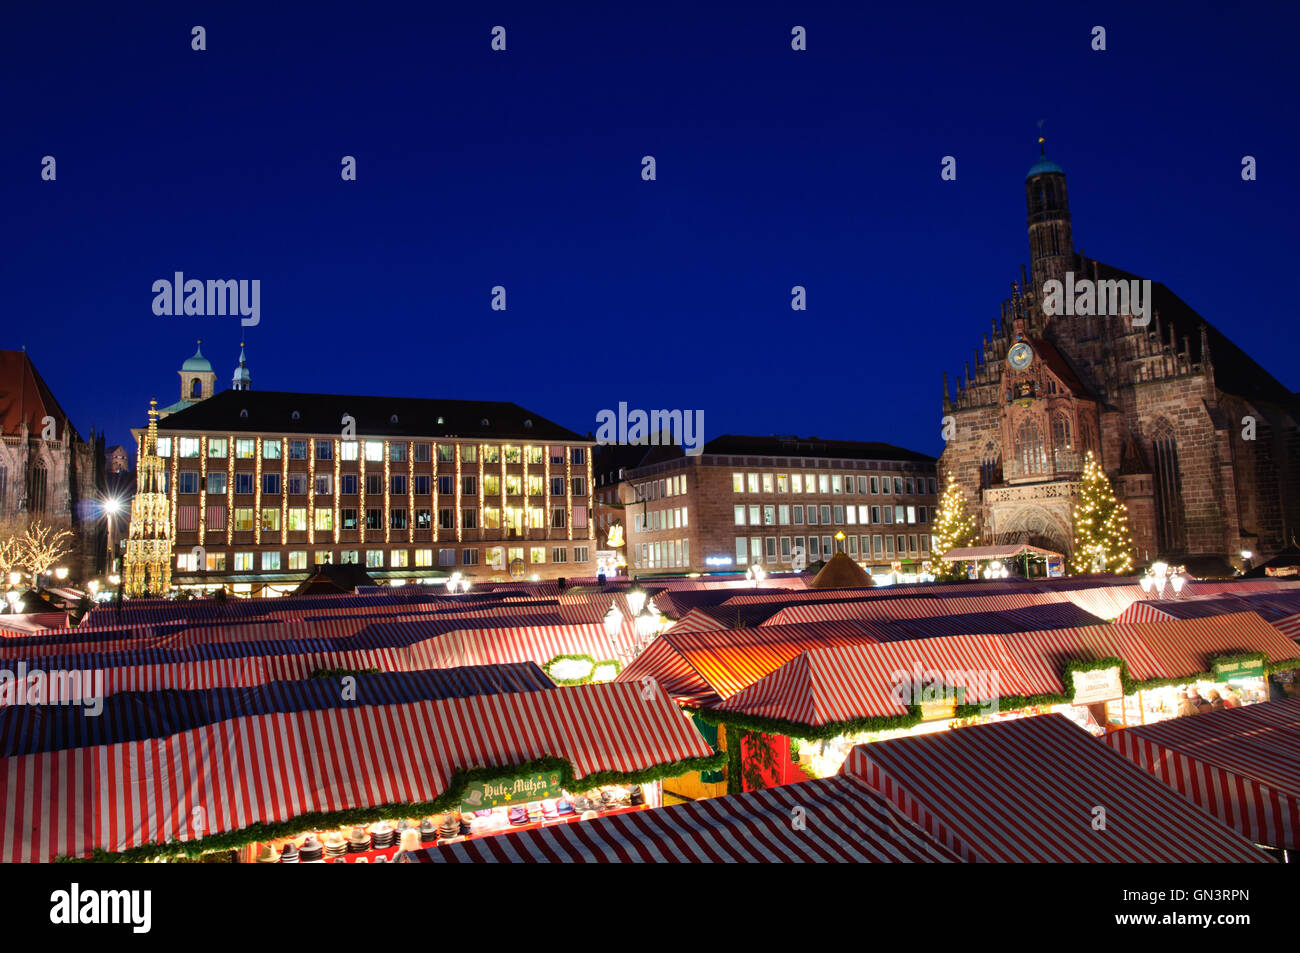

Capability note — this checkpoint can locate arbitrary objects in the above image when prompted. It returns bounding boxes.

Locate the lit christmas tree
[1069,450,1134,575]
[931,478,979,580]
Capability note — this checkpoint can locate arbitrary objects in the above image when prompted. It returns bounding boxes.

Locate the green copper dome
[181,342,213,372]
[1026,156,1064,180]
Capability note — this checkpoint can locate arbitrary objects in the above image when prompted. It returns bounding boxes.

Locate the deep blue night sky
[5,1,1298,459]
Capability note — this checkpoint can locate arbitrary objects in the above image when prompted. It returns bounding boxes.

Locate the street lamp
[87,579,100,597]
[746,565,767,587]
[54,567,69,581]
[602,601,623,640]
[626,582,647,617]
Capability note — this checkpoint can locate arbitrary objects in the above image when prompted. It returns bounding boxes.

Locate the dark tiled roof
[0,350,83,442]
[152,388,585,441]
[1029,337,1094,399]
[697,434,935,464]
[1085,257,1298,409]
[593,443,652,482]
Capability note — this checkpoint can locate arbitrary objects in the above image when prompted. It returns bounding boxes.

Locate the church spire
[233,341,252,391]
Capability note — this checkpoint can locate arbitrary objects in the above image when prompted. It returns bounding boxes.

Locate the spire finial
[1037,119,1046,156]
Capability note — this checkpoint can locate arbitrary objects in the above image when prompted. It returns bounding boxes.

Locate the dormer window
[390,414,399,424]
[291,410,301,421]
[239,409,249,419]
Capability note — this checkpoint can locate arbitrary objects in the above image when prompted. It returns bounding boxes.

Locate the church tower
[232,342,252,391]
[123,399,173,596]
[1025,137,1073,306]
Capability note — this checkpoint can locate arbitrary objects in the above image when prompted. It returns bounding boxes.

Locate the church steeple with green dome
[1025,132,1073,302]
[161,339,218,417]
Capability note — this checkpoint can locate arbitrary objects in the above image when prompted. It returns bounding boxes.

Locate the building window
[1152,420,1186,553]
[339,550,359,564]
[230,439,252,459]
[208,438,227,458]
[233,508,254,532]
[391,549,409,567]
[340,441,358,461]
[177,471,199,494]
[462,508,477,529]
[551,508,566,529]
[438,445,454,463]
[462,549,479,566]
[206,472,226,495]
[365,508,382,530]
[462,476,477,495]
[413,475,431,495]
[261,552,281,571]
[1014,418,1048,475]
[341,473,358,495]
[433,549,452,567]
[261,508,281,532]
[315,473,332,495]
[463,445,479,464]
[552,547,568,563]
[156,437,172,457]
[415,508,431,529]
[366,550,384,568]
[316,442,333,461]
[341,508,358,530]
[570,448,585,465]
[261,472,280,495]
[390,509,408,530]
[390,442,408,462]
[315,551,334,564]
[573,546,589,562]
[178,437,201,458]
[233,552,254,571]
[391,474,407,495]
[262,441,281,460]
[288,551,307,570]
[287,507,307,531]
[315,508,333,531]
[362,441,383,462]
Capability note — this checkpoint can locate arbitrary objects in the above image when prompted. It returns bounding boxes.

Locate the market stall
[0,677,721,862]
[1104,699,1300,852]
[839,713,1272,862]
[413,773,959,862]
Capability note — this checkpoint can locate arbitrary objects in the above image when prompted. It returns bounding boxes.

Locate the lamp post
[626,581,647,617]
[102,496,124,577]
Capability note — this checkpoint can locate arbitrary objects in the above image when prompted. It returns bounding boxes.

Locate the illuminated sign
[705,556,733,567]
[606,522,625,548]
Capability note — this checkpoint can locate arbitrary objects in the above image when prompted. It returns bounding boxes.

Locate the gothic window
[0,464,7,514]
[1014,418,1047,475]
[191,377,202,399]
[1051,414,1072,449]
[1151,420,1185,553]
[27,464,47,514]
[980,458,999,489]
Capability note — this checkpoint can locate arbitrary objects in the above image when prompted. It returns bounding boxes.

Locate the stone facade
[939,153,1300,568]
[0,350,106,581]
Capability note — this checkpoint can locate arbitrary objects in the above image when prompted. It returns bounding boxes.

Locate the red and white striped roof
[841,713,1271,862]
[1104,699,1300,850]
[0,681,715,862]
[416,774,958,862]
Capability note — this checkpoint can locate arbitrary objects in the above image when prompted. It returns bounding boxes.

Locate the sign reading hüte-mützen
[1070,666,1124,706]
[1212,657,1266,682]
[460,772,564,812]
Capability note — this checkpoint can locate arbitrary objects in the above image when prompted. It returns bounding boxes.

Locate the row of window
[734,503,928,527]
[632,473,688,503]
[632,539,690,570]
[171,471,587,498]
[157,438,588,466]
[181,545,592,572]
[633,506,689,533]
[177,504,590,533]
[732,472,936,496]
[734,533,933,565]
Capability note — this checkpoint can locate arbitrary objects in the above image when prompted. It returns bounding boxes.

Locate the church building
[939,145,1299,570]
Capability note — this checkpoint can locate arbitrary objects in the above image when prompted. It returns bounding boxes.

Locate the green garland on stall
[697,651,1300,741]
[56,750,725,863]
[542,654,623,686]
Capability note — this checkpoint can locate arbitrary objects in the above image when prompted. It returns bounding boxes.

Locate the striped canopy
[841,714,1271,862]
[415,774,958,862]
[1105,699,1300,849]
[0,680,716,862]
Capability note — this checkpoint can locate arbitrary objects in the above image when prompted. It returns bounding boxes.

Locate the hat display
[419,817,437,843]
[507,805,529,826]
[348,827,371,852]
[279,841,300,864]
[438,814,459,839]
[371,821,395,849]
[255,843,281,863]
[571,796,593,813]
[323,832,348,857]
[629,784,645,806]
[556,798,574,815]
[580,810,598,821]
[599,789,618,810]
[459,813,475,836]
[299,835,324,863]
[541,799,558,819]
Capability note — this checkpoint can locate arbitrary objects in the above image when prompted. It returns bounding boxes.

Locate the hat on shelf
[255,843,281,863]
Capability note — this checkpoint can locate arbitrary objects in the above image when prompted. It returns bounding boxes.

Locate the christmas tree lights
[931,477,979,580]
[1069,450,1134,575]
